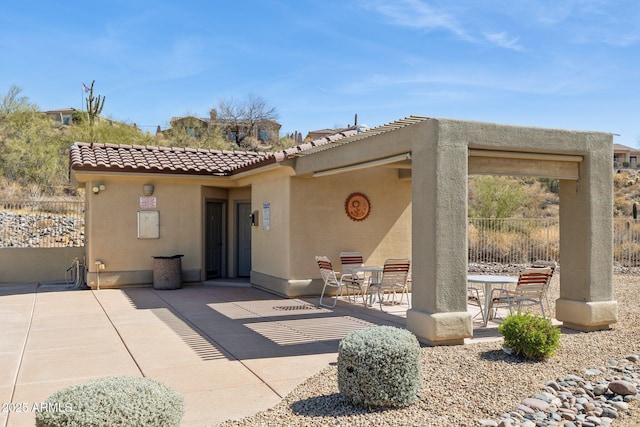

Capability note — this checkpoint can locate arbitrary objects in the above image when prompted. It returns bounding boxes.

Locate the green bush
[34,376,184,427]
[338,326,421,408]
[498,311,561,361]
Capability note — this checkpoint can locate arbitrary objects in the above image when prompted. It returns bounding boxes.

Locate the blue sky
[2,0,640,147]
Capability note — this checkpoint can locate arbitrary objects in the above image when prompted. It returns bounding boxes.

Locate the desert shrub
[498,312,561,361]
[469,176,528,218]
[337,326,421,408]
[34,376,184,427]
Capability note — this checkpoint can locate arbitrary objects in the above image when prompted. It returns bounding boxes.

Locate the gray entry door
[237,202,252,277]
[205,201,224,279]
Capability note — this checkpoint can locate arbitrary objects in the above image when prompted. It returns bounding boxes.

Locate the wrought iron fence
[468,218,559,265]
[613,219,640,267]
[470,217,640,268]
[0,200,85,248]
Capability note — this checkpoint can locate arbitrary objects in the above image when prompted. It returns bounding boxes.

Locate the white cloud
[365,1,527,50]
[333,58,609,100]
[526,1,640,46]
[366,0,472,41]
[483,32,523,51]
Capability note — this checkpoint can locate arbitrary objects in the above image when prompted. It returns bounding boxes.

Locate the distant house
[161,116,210,139]
[304,114,369,142]
[45,108,78,125]
[159,109,281,146]
[614,143,640,169]
[305,125,371,143]
[45,108,134,130]
[304,126,355,142]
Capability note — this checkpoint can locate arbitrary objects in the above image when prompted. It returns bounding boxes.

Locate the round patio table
[467,274,518,325]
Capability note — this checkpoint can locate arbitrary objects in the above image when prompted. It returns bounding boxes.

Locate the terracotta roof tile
[70,142,276,176]
[275,129,359,158]
[69,117,430,177]
[274,116,430,159]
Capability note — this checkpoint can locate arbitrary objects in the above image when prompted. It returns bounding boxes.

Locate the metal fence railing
[0,200,85,248]
[469,218,559,265]
[613,219,640,267]
[470,217,640,268]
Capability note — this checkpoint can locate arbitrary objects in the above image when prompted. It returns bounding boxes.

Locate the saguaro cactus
[85,80,105,126]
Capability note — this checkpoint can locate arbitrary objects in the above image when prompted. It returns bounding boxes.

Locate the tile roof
[69,116,431,177]
[70,142,276,176]
[614,143,638,152]
[275,115,430,158]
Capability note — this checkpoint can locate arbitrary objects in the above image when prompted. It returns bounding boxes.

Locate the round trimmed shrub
[35,376,184,427]
[338,325,421,408]
[498,311,561,361]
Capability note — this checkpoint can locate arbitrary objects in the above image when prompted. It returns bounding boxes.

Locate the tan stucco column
[556,135,617,330]
[406,120,473,345]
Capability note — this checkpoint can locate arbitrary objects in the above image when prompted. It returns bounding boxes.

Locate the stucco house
[45,107,128,128]
[304,125,358,142]
[159,109,281,146]
[45,108,78,125]
[613,143,640,169]
[69,116,617,345]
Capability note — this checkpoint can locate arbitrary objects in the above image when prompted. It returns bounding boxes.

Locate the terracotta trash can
[152,255,183,290]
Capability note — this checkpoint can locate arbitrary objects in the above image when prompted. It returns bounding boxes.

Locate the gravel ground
[217,274,640,427]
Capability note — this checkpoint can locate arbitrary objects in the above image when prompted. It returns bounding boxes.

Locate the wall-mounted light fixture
[143,184,155,196]
[92,184,106,194]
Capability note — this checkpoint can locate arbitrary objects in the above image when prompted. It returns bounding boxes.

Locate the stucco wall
[84,176,204,287]
[251,167,412,296]
[0,247,85,283]
[251,174,291,279]
[291,167,411,276]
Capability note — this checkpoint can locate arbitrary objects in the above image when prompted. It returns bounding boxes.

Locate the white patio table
[467,274,518,325]
[353,266,383,306]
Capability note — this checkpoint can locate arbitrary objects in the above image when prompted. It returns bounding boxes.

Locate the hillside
[614,169,640,217]
[466,170,639,220]
[0,87,295,198]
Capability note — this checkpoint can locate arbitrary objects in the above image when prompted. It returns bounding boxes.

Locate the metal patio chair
[487,266,553,320]
[531,261,557,314]
[339,251,369,305]
[467,285,486,325]
[315,256,363,308]
[375,258,411,311]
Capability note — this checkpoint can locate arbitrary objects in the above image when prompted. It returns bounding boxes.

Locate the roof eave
[70,165,231,177]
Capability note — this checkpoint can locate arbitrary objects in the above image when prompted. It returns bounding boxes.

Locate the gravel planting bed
[217,274,640,426]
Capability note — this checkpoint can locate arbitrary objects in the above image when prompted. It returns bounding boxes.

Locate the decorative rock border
[479,355,640,427]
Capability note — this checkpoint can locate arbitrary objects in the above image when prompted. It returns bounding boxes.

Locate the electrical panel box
[138,210,160,239]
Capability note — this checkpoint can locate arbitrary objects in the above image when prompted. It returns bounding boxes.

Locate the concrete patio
[0,281,501,427]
